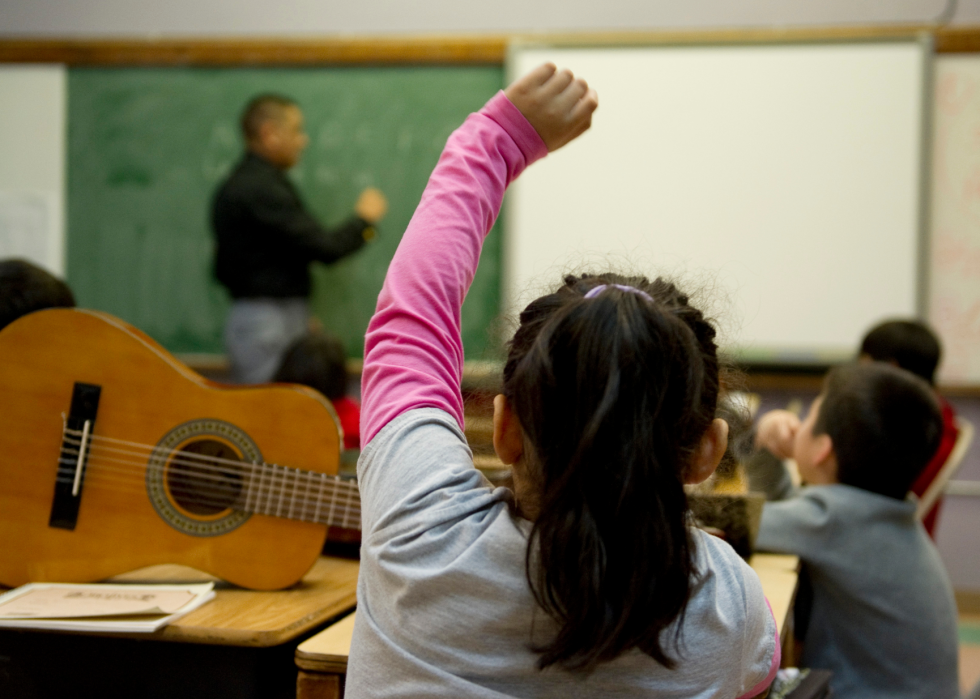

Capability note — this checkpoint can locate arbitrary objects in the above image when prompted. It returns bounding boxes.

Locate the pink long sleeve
[361,91,548,444]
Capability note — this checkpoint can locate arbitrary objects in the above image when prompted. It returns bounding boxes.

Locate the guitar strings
[50,471,362,528]
[58,442,362,507]
[54,458,362,523]
[58,429,363,520]
[61,430,358,494]
[55,449,362,522]
[59,451,254,498]
[57,438,362,526]
[60,431,362,525]
[59,439,361,507]
[60,438,362,522]
[63,433,319,484]
[52,458,362,527]
[65,429,294,473]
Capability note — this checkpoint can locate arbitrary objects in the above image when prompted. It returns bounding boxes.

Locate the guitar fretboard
[239,463,361,530]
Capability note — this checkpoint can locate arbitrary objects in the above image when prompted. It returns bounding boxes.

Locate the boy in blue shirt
[750,362,959,699]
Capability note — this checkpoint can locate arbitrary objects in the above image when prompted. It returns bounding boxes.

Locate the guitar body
[0,308,343,590]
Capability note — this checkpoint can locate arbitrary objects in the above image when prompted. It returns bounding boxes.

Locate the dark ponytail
[503,273,721,672]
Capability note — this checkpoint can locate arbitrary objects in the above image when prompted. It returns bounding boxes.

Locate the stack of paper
[0,582,215,632]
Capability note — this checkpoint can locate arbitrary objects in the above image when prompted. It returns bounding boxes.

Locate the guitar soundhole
[167,439,244,516]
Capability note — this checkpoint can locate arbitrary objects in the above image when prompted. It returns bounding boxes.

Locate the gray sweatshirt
[347,409,779,698]
[748,451,959,699]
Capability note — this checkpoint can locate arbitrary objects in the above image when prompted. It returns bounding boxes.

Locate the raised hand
[754,410,801,460]
[504,63,598,152]
[355,187,389,224]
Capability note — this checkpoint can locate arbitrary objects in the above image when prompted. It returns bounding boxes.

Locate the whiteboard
[505,41,928,362]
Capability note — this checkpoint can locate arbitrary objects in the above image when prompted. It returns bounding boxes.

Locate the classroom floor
[961,614,980,696]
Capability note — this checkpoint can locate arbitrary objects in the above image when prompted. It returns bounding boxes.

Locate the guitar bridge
[49,382,102,531]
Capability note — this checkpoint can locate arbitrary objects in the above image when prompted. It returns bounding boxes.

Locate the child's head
[859,319,941,386]
[0,259,75,332]
[273,332,349,401]
[495,273,728,671]
[795,362,942,499]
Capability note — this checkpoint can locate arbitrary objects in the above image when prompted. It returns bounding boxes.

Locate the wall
[0,0,978,37]
[0,65,65,275]
[936,397,980,595]
[930,57,980,386]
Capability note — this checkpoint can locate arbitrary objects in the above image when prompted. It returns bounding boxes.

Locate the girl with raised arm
[348,64,778,698]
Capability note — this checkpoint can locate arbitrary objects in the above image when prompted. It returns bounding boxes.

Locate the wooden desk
[749,553,800,641]
[107,555,359,646]
[296,611,358,699]
[0,556,358,699]
[293,553,800,699]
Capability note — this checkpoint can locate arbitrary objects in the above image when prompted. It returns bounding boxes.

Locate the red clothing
[911,396,958,538]
[332,395,361,451]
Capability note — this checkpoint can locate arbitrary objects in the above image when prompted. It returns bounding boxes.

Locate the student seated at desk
[348,64,778,698]
[859,319,957,537]
[0,258,75,331]
[274,331,360,452]
[749,363,959,699]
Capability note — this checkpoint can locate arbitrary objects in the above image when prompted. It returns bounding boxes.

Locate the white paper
[0,582,215,633]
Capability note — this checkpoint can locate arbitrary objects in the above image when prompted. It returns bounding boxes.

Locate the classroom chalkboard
[67,66,504,358]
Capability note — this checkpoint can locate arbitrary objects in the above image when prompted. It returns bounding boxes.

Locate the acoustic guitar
[0,308,361,590]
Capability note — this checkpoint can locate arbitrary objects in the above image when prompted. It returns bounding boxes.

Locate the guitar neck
[238,463,361,530]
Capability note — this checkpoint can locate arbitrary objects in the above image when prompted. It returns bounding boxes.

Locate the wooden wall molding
[934,25,980,52]
[956,588,980,613]
[938,384,980,398]
[517,24,938,48]
[2,26,980,65]
[0,35,509,65]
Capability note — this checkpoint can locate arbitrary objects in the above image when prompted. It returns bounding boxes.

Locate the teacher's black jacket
[211,152,371,299]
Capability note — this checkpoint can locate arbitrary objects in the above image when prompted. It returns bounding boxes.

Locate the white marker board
[505,41,928,362]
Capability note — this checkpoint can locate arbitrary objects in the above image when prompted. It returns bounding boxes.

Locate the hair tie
[584,283,653,303]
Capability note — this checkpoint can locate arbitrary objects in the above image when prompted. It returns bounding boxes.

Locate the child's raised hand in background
[754,410,801,460]
[504,63,598,152]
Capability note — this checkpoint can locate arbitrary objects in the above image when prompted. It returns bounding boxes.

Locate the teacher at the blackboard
[211,94,388,384]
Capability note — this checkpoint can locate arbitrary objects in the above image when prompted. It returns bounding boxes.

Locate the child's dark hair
[0,259,75,332]
[814,362,942,499]
[860,319,941,386]
[503,273,722,673]
[274,332,349,401]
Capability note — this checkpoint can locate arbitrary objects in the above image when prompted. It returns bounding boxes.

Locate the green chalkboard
[67,66,504,359]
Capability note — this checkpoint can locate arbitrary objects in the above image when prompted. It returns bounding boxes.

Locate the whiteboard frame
[915,34,935,322]
[503,35,933,364]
